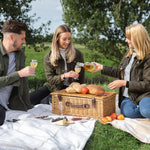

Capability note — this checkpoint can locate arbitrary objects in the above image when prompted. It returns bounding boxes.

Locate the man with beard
[0,20,35,125]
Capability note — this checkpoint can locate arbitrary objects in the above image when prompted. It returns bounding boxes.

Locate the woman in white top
[30,25,84,105]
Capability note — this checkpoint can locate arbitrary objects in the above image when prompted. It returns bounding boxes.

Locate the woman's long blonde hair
[50,24,76,66]
[126,24,150,60]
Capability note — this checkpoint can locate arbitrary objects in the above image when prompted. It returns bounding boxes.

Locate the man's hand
[18,66,35,77]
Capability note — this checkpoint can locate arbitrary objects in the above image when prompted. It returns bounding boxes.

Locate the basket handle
[65,102,90,108]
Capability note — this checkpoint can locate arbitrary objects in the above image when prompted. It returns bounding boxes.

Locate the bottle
[76,62,97,71]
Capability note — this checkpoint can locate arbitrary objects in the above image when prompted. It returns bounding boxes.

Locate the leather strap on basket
[65,102,90,108]
[57,94,62,101]
[92,97,96,108]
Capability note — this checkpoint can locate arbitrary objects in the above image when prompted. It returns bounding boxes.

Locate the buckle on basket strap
[57,94,62,101]
[92,97,96,108]
[65,102,90,108]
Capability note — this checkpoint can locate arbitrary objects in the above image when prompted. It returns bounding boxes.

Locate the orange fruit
[101,117,109,123]
[117,114,125,120]
[106,116,112,122]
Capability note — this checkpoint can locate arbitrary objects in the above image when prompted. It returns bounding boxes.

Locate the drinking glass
[74,65,81,79]
[30,59,38,68]
[30,59,38,76]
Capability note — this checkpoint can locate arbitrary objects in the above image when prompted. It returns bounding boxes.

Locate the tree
[0,0,51,44]
[61,0,150,65]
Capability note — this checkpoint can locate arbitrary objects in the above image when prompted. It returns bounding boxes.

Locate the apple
[81,87,89,94]
[109,115,114,120]
[110,113,117,120]
[117,114,125,120]
[106,116,112,122]
[100,117,109,124]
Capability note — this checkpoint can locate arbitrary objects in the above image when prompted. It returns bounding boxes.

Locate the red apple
[81,87,89,94]
[110,113,117,120]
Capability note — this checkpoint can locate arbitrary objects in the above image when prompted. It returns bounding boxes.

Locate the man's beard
[12,40,21,51]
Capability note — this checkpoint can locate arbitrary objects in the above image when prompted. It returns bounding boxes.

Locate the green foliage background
[61,0,150,65]
[0,0,51,44]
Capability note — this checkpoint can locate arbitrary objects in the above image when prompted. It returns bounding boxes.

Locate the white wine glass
[74,65,81,80]
[30,59,38,76]
[58,101,63,116]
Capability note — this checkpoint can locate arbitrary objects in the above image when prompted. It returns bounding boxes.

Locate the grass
[25,43,150,150]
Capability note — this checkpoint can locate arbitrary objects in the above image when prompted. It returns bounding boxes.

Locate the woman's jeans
[121,97,150,119]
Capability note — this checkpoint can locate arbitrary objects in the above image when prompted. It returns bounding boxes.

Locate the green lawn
[25,43,150,150]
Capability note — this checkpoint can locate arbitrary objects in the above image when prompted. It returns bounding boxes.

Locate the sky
[30,0,64,33]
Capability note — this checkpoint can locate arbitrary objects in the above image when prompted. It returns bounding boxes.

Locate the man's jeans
[121,97,150,119]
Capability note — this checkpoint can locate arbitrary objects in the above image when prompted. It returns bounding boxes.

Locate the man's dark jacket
[0,40,32,110]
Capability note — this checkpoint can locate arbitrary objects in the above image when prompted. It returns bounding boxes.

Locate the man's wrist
[18,71,23,77]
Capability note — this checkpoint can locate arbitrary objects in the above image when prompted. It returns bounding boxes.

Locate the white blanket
[1,95,150,149]
[110,118,150,143]
[0,104,96,150]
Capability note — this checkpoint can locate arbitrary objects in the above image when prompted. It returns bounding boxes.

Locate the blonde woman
[30,25,84,105]
[93,24,150,119]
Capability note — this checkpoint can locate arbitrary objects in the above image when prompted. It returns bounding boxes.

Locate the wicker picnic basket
[51,89,116,119]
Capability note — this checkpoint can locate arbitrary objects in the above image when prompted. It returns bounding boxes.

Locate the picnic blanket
[0,104,96,150]
[110,118,150,143]
[1,96,150,150]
